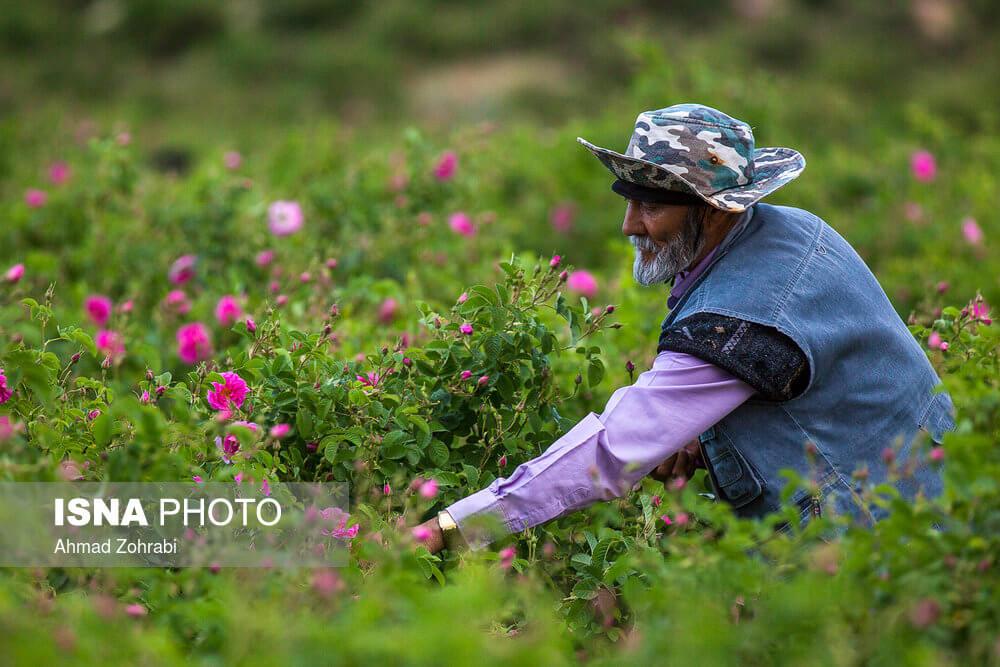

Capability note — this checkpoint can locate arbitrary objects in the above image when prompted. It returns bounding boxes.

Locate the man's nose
[622,201,645,237]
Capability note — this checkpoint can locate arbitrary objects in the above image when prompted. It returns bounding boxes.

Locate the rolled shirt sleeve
[445,351,757,550]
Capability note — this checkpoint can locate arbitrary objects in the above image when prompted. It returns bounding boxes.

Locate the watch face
[438,512,457,531]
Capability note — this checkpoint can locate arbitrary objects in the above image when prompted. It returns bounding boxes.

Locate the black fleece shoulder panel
[657,312,810,402]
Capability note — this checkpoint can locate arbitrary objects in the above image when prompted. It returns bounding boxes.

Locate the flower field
[2,2,1000,664]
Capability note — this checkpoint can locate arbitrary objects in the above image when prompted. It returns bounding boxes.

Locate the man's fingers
[671,450,690,478]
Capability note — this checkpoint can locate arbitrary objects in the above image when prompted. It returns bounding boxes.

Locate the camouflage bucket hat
[577,103,805,212]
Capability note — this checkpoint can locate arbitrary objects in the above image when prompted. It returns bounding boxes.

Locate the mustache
[630,235,662,252]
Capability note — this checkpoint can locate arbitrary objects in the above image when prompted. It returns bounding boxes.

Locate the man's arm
[436,351,757,551]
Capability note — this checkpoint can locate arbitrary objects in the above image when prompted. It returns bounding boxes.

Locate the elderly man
[417,103,956,554]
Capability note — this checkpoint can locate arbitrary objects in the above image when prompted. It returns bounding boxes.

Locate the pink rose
[910,150,937,182]
[168,254,197,285]
[206,372,249,411]
[567,270,598,298]
[5,264,24,283]
[24,189,47,208]
[84,295,113,327]
[48,162,70,185]
[224,151,242,170]
[433,151,457,181]
[448,211,475,236]
[176,322,213,364]
[214,295,242,327]
[95,330,126,363]
[267,201,304,236]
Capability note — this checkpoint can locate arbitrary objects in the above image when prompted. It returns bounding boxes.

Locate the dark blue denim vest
[659,202,956,531]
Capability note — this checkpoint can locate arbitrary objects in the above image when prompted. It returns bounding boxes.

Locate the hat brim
[576,137,805,212]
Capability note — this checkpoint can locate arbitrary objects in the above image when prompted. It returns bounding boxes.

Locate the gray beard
[631,221,706,286]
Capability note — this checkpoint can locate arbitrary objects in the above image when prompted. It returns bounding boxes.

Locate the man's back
[660,202,955,527]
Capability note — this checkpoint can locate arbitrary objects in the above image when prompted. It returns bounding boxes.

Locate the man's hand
[367,517,446,555]
[648,437,703,483]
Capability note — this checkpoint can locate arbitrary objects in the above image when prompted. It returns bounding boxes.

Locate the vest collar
[662,203,759,326]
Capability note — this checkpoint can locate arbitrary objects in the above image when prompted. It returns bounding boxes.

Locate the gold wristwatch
[436,510,461,550]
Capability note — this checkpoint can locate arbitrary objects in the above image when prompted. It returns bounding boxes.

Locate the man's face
[622,200,706,286]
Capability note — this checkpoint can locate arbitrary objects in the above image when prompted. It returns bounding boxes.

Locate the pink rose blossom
[499,455,507,467]
[318,508,358,539]
[0,415,15,440]
[929,446,945,463]
[118,299,133,313]
[458,292,468,304]
[224,151,242,170]
[0,369,11,405]
[116,132,131,146]
[477,375,489,386]
[168,254,197,285]
[652,494,661,507]
[256,250,275,267]
[419,478,438,498]
[246,317,256,332]
[5,264,24,283]
[550,202,575,232]
[971,299,991,324]
[270,423,291,439]
[448,211,475,236]
[433,151,457,181]
[84,295,113,327]
[326,258,338,269]
[164,290,191,315]
[267,201,304,236]
[675,512,690,526]
[48,162,70,185]
[176,322,213,364]
[95,330,125,363]
[356,372,380,389]
[961,217,983,245]
[499,546,515,569]
[215,421,257,464]
[87,410,101,420]
[412,525,432,541]
[550,255,561,268]
[207,372,249,411]
[927,332,943,350]
[313,569,345,596]
[567,270,598,298]
[383,483,391,495]
[910,150,937,182]
[460,323,473,335]
[24,189,47,208]
[140,390,150,404]
[300,272,311,283]
[903,202,923,222]
[660,515,673,525]
[378,298,398,324]
[193,476,203,483]
[214,295,242,327]
[261,478,271,496]
[124,603,146,617]
[461,370,472,380]
[276,295,288,306]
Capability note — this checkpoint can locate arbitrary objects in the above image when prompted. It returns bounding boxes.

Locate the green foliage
[1,22,999,663]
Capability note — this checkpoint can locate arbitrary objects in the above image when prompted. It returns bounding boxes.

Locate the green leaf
[92,412,112,447]
[588,358,605,387]
[462,464,480,487]
[296,410,314,439]
[407,414,430,435]
[428,440,449,466]
[322,437,341,463]
[471,285,499,307]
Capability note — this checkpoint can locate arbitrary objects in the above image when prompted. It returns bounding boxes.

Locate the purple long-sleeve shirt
[446,210,757,550]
